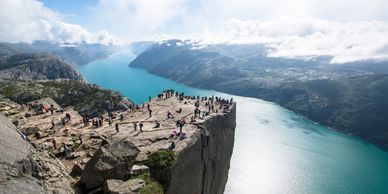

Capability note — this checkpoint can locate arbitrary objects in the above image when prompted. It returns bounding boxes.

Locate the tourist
[52,138,57,149]
[167,141,175,151]
[51,118,55,129]
[79,133,83,144]
[148,109,152,118]
[63,143,70,157]
[115,123,119,132]
[65,113,71,121]
[120,113,124,122]
[108,118,112,126]
[139,122,143,132]
[179,132,187,141]
[133,122,137,131]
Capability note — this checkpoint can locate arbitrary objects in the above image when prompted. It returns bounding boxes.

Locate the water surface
[79,51,388,194]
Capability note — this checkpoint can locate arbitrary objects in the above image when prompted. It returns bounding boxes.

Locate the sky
[0,0,388,63]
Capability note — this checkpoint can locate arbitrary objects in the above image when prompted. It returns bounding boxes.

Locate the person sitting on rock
[154,122,160,128]
[167,111,173,119]
[65,113,71,121]
[167,141,175,151]
[169,131,177,139]
[63,143,70,157]
[179,132,187,141]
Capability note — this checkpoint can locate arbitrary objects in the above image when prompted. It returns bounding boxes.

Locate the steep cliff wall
[166,103,236,194]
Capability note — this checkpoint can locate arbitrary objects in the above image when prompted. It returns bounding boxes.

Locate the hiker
[179,119,185,133]
[167,111,173,119]
[61,117,66,127]
[120,114,124,122]
[79,134,83,144]
[63,143,70,157]
[51,118,55,129]
[148,109,152,118]
[98,118,102,127]
[65,113,71,121]
[52,138,57,149]
[133,122,138,131]
[50,108,54,115]
[115,123,119,132]
[179,132,187,141]
[167,141,175,151]
[139,122,143,132]
[108,118,112,126]
[147,103,150,110]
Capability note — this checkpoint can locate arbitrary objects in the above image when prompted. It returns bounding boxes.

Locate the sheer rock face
[166,103,236,194]
[81,139,140,189]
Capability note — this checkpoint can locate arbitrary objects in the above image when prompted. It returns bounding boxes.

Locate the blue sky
[1,0,388,63]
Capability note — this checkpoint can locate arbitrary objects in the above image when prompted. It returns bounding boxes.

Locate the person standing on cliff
[148,109,152,118]
[139,122,144,132]
[133,122,137,131]
[115,123,119,133]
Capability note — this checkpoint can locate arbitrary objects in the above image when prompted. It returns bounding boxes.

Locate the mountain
[0,46,132,116]
[130,39,388,150]
[0,53,83,81]
[1,41,117,66]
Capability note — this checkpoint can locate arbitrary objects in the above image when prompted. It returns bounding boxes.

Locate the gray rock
[103,178,145,194]
[0,113,45,193]
[130,164,149,176]
[20,126,40,136]
[81,139,140,189]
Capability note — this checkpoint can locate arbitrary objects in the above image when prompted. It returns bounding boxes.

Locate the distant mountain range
[130,39,388,150]
[0,41,117,66]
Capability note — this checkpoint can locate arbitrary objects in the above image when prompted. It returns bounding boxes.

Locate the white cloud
[222,18,388,63]
[0,0,120,45]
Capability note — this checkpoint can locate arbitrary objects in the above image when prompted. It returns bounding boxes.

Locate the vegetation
[136,173,164,194]
[145,150,175,170]
[0,80,132,116]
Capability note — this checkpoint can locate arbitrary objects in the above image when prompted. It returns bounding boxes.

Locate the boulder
[130,165,149,176]
[81,139,140,189]
[103,178,145,194]
[20,126,40,136]
[70,163,83,177]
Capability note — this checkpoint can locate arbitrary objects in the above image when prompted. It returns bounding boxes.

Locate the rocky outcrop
[0,53,83,81]
[103,178,145,194]
[0,113,44,194]
[81,139,140,189]
[165,103,236,194]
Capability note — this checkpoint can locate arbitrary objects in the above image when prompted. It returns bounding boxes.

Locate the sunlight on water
[79,51,388,194]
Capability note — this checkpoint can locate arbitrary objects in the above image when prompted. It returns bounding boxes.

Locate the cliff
[0,91,236,194]
[166,103,236,194]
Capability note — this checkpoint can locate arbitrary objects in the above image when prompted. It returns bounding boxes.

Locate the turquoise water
[78,51,388,194]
